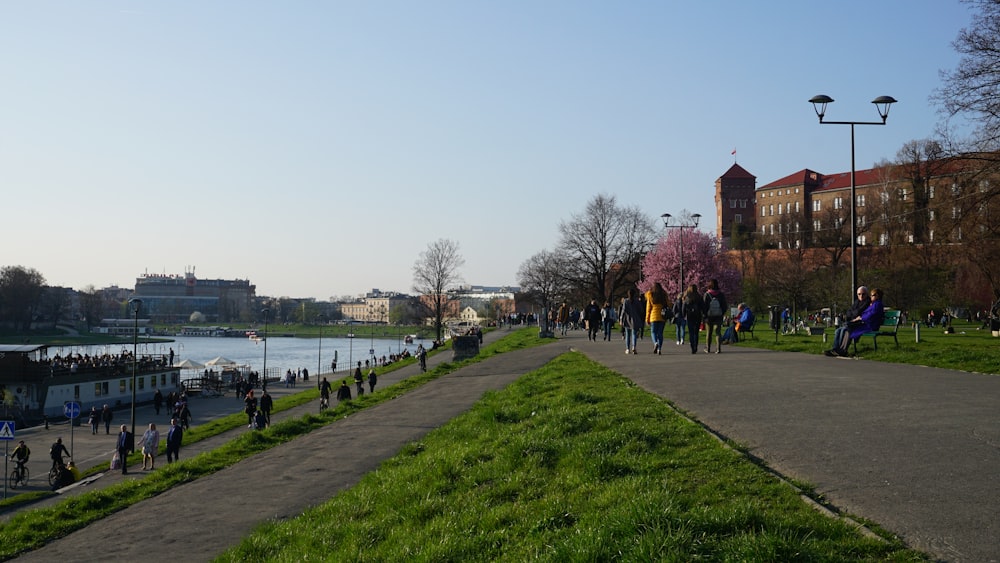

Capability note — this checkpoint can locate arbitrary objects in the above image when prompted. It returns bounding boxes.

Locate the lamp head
[809,95,833,121]
[691,213,702,227]
[872,95,897,121]
[128,298,143,313]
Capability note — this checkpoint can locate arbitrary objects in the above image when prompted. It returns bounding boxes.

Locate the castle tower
[714,163,756,245]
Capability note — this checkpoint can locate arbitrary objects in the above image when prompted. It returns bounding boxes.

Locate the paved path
[8,328,1000,562]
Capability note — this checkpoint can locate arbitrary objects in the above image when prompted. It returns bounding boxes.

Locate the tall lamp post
[660,213,702,295]
[128,298,142,439]
[809,94,897,299]
[316,314,326,379]
[261,308,270,391]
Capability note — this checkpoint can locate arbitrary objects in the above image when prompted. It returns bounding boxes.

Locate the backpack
[707,294,723,318]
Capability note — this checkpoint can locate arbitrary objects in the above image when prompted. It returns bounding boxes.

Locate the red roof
[718,163,756,180]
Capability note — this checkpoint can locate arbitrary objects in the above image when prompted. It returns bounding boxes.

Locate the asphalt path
[5,327,999,562]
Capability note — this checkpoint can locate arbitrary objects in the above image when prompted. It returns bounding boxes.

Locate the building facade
[132,270,256,323]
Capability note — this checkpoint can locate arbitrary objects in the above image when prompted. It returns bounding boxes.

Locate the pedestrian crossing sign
[0,420,14,440]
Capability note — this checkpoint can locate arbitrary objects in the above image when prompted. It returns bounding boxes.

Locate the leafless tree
[0,265,46,332]
[517,250,572,336]
[556,194,657,305]
[412,238,465,343]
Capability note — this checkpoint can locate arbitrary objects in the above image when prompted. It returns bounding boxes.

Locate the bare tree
[934,0,1000,152]
[517,250,571,337]
[412,238,465,343]
[0,266,46,332]
[556,194,657,305]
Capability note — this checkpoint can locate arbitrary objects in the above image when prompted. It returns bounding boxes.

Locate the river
[49,332,420,379]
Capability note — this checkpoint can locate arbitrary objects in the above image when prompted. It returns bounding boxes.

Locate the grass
[0,328,546,559]
[217,353,925,562]
[738,318,999,375]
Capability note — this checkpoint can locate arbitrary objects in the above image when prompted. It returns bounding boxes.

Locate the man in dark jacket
[830,286,870,353]
[116,424,134,475]
[166,418,183,463]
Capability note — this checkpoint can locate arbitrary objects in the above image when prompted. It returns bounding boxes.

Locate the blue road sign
[64,401,81,419]
[0,420,14,440]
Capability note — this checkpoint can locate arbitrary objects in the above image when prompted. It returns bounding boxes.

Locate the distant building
[132,269,255,323]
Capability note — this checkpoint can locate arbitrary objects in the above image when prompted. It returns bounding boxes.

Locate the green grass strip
[217,352,926,562]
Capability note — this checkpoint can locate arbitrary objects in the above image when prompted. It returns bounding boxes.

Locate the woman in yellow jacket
[645,282,671,355]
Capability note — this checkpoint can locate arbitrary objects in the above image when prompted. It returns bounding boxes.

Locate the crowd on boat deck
[41,350,170,375]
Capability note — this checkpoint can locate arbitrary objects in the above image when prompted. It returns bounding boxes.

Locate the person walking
[336,380,352,402]
[644,282,671,355]
[584,299,602,341]
[353,364,365,396]
[601,301,616,341]
[153,389,163,416]
[116,424,134,475]
[87,406,99,435]
[619,288,645,355]
[672,293,686,346]
[165,418,183,464]
[140,423,160,470]
[703,279,728,354]
[243,390,257,428]
[556,302,570,335]
[259,390,273,427]
[101,404,113,434]
[368,369,377,393]
[681,284,704,355]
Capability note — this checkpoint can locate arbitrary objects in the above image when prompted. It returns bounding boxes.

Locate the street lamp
[809,94,897,300]
[317,314,326,379]
[128,298,142,439]
[261,308,270,391]
[660,213,702,295]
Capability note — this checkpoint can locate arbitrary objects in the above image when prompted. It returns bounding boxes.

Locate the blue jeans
[675,321,686,343]
[625,328,638,351]
[651,321,665,349]
[603,319,613,340]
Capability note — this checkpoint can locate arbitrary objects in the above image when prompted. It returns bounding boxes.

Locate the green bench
[853,309,901,354]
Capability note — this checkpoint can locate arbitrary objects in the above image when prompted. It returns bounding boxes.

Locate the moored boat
[0,344,182,425]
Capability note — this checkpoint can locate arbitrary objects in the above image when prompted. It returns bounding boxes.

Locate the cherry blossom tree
[640,229,740,300]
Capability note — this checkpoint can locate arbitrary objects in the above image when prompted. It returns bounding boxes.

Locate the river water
[51,332,418,379]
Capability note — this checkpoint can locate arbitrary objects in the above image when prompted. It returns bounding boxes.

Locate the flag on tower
[731,148,736,156]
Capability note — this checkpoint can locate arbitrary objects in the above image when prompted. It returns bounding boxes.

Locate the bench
[736,317,756,340]
[853,310,902,354]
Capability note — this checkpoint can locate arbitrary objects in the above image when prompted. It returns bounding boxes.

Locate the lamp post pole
[261,308,270,392]
[660,213,702,295]
[809,95,897,300]
[128,298,142,439]
[317,314,326,378]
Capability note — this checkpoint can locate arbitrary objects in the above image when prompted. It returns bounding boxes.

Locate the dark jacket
[166,425,183,448]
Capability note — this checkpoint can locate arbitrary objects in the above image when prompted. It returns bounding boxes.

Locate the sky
[0,1,976,300]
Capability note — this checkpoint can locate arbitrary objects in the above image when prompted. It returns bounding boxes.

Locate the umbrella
[206,356,237,366]
[175,359,206,370]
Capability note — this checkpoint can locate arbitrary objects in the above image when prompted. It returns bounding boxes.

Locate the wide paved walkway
[9,328,1000,562]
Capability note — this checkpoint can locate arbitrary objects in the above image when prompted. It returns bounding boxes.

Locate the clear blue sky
[0,1,973,300]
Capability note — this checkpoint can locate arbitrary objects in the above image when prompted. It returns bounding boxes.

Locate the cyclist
[49,437,70,473]
[318,377,332,410]
[10,440,30,479]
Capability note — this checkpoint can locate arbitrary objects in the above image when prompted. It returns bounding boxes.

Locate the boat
[246,331,265,343]
[404,334,415,344]
[0,344,182,425]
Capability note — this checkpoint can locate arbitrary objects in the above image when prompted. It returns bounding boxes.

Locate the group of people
[113,418,186,476]
[613,279,739,355]
[242,389,274,430]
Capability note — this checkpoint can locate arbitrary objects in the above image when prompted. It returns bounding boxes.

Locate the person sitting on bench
[825,288,884,357]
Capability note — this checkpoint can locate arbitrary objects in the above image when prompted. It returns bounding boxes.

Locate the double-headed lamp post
[261,308,270,391]
[660,213,701,295]
[128,298,142,438]
[809,94,897,300]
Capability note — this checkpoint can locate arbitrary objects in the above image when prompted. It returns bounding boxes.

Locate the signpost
[1,420,14,499]
[64,401,81,458]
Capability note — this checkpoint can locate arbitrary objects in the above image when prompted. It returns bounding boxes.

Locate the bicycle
[48,458,69,488]
[319,395,329,412]
[8,459,29,489]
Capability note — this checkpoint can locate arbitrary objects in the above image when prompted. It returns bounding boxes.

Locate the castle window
[813,200,821,212]
[794,201,800,213]
[730,199,736,208]
[735,214,743,224]
[857,194,866,207]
